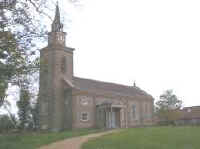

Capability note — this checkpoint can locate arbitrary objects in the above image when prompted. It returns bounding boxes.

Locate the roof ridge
[73,76,153,99]
[74,76,133,88]
[73,76,150,95]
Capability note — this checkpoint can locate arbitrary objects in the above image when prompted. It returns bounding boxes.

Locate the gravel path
[39,129,120,149]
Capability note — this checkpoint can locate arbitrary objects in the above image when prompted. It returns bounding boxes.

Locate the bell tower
[39,3,74,131]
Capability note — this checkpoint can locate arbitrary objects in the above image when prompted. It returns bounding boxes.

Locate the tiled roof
[73,76,153,99]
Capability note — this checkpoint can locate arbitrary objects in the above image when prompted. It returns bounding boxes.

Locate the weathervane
[134,81,136,87]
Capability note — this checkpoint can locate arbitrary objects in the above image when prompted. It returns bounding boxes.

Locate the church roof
[73,77,153,99]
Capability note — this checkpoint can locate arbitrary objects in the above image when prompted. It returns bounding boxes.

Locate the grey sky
[1,0,199,115]
[59,0,200,107]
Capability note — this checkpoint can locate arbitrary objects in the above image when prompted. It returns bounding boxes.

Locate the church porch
[96,102,126,129]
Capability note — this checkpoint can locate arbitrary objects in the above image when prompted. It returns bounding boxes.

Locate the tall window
[132,105,136,119]
[64,91,69,105]
[61,57,66,73]
[144,103,148,118]
[145,103,148,113]
[41,102,48,115]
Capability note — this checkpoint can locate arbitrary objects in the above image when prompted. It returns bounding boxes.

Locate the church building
[39,4,154,132]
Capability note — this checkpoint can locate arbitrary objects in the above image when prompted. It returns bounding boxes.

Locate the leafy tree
[0,31,27,106]
[156,90,182,124]
[0,0,47,107]
[17,87,32,130]
[0,114,16,132]
[2,99,18,128]
[30,99,39,130]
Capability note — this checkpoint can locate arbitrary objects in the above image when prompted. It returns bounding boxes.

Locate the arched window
[145,103,148,113]
[132,105,136,119]
[61,57,66,73]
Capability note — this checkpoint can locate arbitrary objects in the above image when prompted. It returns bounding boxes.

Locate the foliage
[0,0,47,107]
[0,114,16,133]
[83,127,200,149]
[2,100,18,128]
[17,88,32,130]
[0,128,102,149]
[157,90,182,110]
[30,99,40,130]
[0,31,27,106]
[155,90,182,124]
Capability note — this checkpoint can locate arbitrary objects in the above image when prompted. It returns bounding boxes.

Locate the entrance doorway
[96,103,126,129]
[108,111,116,128]
[106,108,120,128]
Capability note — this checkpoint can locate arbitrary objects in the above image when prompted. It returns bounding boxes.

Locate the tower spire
[48,2,66,46]
[52,2,63,32]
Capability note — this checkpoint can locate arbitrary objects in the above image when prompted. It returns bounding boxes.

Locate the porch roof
[96,101,126,109]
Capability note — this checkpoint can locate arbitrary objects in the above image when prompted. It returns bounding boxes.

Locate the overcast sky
[55,0,200,107]
[57,0,200,107]
[2,0,199,115]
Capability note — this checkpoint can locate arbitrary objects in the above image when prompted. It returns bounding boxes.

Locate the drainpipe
[126,99,128,128]
[110,105,112,128]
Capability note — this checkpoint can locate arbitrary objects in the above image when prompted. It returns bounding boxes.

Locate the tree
[0,114,16,133]
[156,90,182,125]
[2,99,18,128]
[0,0,47,107]
[30,99,39,130]
[17,87,32,130]
[0,31,27,106]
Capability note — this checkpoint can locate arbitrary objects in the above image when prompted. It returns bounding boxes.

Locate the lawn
[0,128,102,149]
[82,127,200,149]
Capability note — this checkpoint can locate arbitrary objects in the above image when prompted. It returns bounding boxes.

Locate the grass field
[0,128,101,149]
[82,127,200,149]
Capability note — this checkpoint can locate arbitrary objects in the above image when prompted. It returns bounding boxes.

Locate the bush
[0,114,15,133]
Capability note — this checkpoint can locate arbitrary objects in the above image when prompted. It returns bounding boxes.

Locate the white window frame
[80,112,89,122]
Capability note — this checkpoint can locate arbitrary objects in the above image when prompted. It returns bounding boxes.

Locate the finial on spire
[133,81,136,87]
[55,1,60,19]
[51,1,63,32]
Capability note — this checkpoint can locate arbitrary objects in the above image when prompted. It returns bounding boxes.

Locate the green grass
[82,127,200,149]
[0,128,102,149]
